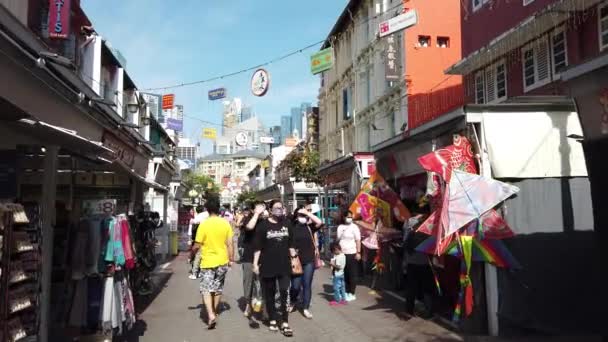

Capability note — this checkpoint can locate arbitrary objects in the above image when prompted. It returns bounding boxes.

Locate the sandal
[207,317,217,330]
[281,323,293,337]
[269,320,279,332]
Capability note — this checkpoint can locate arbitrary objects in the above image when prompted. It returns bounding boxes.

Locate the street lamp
[289,176,297,212]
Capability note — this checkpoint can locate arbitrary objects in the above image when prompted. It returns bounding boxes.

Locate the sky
[81,0,348,155]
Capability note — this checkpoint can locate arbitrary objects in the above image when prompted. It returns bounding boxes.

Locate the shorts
[199,265,229,295]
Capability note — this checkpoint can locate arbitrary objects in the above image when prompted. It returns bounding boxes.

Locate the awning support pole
[40,145,58,342]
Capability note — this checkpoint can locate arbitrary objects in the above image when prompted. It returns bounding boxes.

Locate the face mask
[272,208,284,217]
[345,218,353,224]
[297,217,308,224]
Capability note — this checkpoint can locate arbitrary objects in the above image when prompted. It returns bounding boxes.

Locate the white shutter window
[536,39,550,82]
[475,71,485,104]
[523,0,535,6]
[551,28,568,77]
[599,3,608,51]
[522,37,552,92]
[472,0,482,12]
[523,46,536,89]
[485,67,496,103]
[495,61,507,101]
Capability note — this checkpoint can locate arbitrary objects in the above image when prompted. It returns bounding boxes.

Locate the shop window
[437,36,450,48]
[418,35,431,47]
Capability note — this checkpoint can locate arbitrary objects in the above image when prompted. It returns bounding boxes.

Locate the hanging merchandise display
[412,135,522,323]
[0,203,41,342]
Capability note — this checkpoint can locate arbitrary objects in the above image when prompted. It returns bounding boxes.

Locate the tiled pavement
[118,253,463,342]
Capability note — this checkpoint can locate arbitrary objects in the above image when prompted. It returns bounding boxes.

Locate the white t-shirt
[188,212,209,236]
[337,223,361,255]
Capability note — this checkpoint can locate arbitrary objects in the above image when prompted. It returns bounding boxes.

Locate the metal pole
[292,180,297,212]
[40,145,58,342]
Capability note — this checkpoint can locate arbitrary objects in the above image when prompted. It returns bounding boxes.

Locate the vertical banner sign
[202,127,217,140]
[310,48,334,75]
[48,0,72,39]
[385,35,400,80]
[162,94,175,110]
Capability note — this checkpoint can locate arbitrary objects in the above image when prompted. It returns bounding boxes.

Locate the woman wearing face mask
[289,205,323,319]
[336,211,361,301]
[253,200,297,337]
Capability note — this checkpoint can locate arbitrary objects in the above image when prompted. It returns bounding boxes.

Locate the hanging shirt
[195,216,233,269]
[255,218,294,278]
[337,223,361,255]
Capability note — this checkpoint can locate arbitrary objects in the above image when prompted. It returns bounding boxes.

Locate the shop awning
[446,0,600,75]
[112,160,169,192]
[255,184,281,202]
[11,118,113,156]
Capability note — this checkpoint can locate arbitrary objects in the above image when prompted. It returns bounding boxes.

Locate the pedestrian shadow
[188,301,232,323]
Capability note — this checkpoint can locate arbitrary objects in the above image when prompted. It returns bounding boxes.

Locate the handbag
[291,255,303,275]
[308,226,324,269]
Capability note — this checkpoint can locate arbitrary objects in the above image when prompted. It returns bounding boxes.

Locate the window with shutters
[599,2,608,51]
[551,27,568,77]
[475,71,485,104]
[483,60,507,104]
[521,38,551,92]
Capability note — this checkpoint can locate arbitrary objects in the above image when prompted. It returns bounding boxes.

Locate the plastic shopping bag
[251,275,263,313]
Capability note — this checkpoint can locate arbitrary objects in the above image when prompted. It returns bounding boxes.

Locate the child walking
[329,242,347,306]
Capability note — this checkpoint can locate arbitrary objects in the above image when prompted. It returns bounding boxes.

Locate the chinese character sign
[162,94,175,110]
[48,0,72,39]
[310,48,334,75]
[385,35,400,80]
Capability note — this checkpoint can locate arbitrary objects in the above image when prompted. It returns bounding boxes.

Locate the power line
[139,2,405,92]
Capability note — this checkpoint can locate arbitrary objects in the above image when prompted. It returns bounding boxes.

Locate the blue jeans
[291,262,315,309]
[333,275,346,302]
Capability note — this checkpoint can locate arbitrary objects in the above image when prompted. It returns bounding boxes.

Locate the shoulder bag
[308,226,324,269]
[291,255,303,275]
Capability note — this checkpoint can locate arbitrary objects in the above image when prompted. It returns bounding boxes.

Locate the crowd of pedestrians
[187,195,439,337]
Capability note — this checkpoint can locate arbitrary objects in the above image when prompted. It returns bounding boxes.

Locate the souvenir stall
[0,203,41,342]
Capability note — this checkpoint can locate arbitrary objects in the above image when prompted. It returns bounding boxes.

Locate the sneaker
[329,301,339,306]
[346,293,356,302]
[287,304,295,313]
[302,309,313,319]
[188,274,197,280]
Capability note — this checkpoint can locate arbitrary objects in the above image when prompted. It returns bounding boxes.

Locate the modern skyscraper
[270,126,282,147]
[174,104,184,138]
[299,102,312,140]
[176,138,198,168]
[280,115,292,143]
[241,106,254,122]
[290,107,301,139]
[141,93,163,123]
[222,98,242,135]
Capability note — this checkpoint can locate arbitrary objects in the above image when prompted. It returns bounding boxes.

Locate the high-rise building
[299,102,312,140]
[141,93,163,123]
[270,126,282,147]
[280,116,292,143]
[290,107,301,139]
[176,138,198,169]
[222,98,242,135]
[175,104,184,138]
[241,106,254,122]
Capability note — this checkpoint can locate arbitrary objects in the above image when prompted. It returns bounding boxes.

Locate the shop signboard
[162,94,175,110]
[202,127,217,140]
[208,88,227,101]
[260,136,275,144]
[82,199,117,215]
[311,48,334,75]
[102,132,136,167]
[379,10,418,38]
[251,69,270,97]
[166,118,183,132]
[385,35,400,80]
[48,0,72,39]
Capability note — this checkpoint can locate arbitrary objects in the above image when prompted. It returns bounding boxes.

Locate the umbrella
[418,208,514,240]
[440,170,520,239]
[415,233,521,269]
[417,135,478,183]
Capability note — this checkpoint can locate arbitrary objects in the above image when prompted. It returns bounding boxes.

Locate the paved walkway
[119,253,463,342]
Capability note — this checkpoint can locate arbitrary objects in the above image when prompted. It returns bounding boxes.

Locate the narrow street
[122,254,462,342]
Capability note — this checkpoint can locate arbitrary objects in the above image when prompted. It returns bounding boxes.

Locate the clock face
[235,132,248,146]
[251,68,270,97]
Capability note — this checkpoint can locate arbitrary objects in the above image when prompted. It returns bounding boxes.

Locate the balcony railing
[407,84,464,130]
